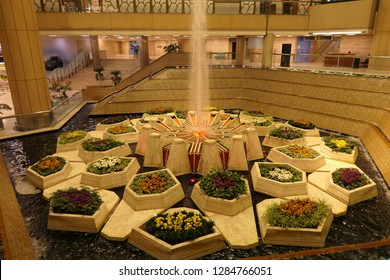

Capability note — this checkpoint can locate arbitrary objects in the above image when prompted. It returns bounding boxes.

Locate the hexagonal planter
[190,179,251,216]
[253,121,276,136]
[102,125,140,144]
[239,111,273,123]
[327,169,377,205]
[285,121,320,137]
[95,117,131,131]
[267,145,326,173]
[78,142,132,163]
[256,198,333,247]
[47,186,118,233]
[56,131,91,153]
[251,162,307,197]
[128,207,226,260]
[320,141,358,164]
[80,157,140,189]
[123,169,185,210]
[26,157,72,190]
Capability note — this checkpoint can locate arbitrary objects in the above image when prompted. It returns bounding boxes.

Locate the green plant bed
[320,136,358,163]
[263,126,306,147]
[257,197,333,247]
[78,138,132,162]
[285,120,320,137]
[95,115,131,131]
[56,130,90,152]
[103,125,139,143]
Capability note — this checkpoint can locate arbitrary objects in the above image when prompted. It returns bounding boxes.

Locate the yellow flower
[330,139,347,148]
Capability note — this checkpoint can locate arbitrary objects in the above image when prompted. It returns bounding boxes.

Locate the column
[369,1,390,70]
[248,37,263,63]
[235,35,246,66]
[139,35,150,68]
[0,0,51,121]
[90,35,101,70]
[262,33,275,68]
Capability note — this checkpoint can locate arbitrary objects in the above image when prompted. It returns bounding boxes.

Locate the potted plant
[128,207,226,260]
[102,124,139,143]
[251,162,307,197]
[49,81,72,107]
[47,186,111,233]
[163,43,183,53]
[94,67,104,81]
[267,144,326,172]
[26,156,72,189]
[78,137,132,162]
[123,169,185,211]
[190,169,251,216]
[320,136,358,163]
[327,168,377,205]
[285,119,320,137]
[110,70,122,86]
[56,130,89,152]
[80,156,140,189]
[262,126,306,147]
[95,115,131,131]
[257,197,333,247]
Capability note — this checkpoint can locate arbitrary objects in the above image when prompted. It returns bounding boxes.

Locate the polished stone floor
[0,104,389,260]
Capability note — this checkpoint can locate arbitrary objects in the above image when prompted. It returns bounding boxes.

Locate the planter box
[78,143,132,163]
[262,135,306,148]
[267,146,326,173]
[128,207,226,260]
[56,133,91,153]
[190,179,251,216]
[80,157,140,189]
[251,162,307,197]
[47,203,110,233]
[285,122,320,137]
[253,122,276,136]
[102,126,140,143]
[26,160,72,190]
[320,141,358,164]
[239,111,273,123]
[123,169,185,210]
[95,118,131,131]
[256,198,333,247]
[327,171,377,205]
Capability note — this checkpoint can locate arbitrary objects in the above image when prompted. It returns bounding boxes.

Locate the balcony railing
[34,0,322,15]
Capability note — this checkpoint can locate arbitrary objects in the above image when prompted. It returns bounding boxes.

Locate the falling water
[190,0,209,124]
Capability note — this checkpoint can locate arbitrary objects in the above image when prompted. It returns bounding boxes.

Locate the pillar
[227,135,248,171]
[144,133,163,168]
[0,0,51,122]
[197,140,223,175]
[90,35,101,70]
[369,1,390,70]
[166,139,192,176]
[262,33,275,68]
[244,127,264,161]
[248,37,263,63]
[235,35,246,66]
[140,35,150,68]
[135,125,152,156]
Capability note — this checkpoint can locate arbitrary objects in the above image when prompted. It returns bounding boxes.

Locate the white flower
[268,167,294,181]
[91,157,121,169]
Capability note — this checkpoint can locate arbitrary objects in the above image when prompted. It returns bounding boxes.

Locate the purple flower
[340,168,363,185]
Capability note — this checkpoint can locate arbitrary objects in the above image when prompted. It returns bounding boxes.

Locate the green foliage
[175,110,188,119]
[81,138,124,152]
[58,130,87,144]
[146,107,174,115]
[264,198,329,229]
[130,170,176,195]
[199,169,247,200]
[107,125,136,134]
[94,67,104,74]
[269,126,305,140]
[332,168,370,190]
[277,144,320,159]
[100,115,128,124]
[146,210,214,245]
[110,70,122,86]
[87,157,131,175]
[0,103,12,115]
[31,156,66,176]
[253,120,273,127]
[287,119,315,129]
[242,111,270,117]
[259,163,303,183]
[163,43,183,54]
[322,136,357,154]
[50,186,102,215]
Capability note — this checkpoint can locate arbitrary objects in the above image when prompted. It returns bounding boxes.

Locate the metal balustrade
[34,0,322,15]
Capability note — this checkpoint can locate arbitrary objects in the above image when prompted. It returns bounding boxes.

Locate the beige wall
[339,35,373,55]
[272,37,298,63]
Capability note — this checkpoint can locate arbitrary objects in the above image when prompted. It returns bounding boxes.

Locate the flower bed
[95,115,131,131]
[252,120,276,136]
[190,170,252,216]
[320,136,358,163]
[262,126,306,147]
[251,162,307,197]
[267,144,326,172]
[327,168,377,205]
[285,120,320,137]
[56,130,89,152]
[123,169,185,210]
[239,110,273,122]
[78,138,132,162]
[47,186,110,233]
[80,156,140,189]
[257,197,333,247]
[103,124,139,143]
[26,156,71,189]
[127,207,225,260]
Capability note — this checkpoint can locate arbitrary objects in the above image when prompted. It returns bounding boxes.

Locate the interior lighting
[312,31,363,35]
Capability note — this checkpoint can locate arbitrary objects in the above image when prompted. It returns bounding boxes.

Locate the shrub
[130,170,176,195]
[81,138,124,152]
